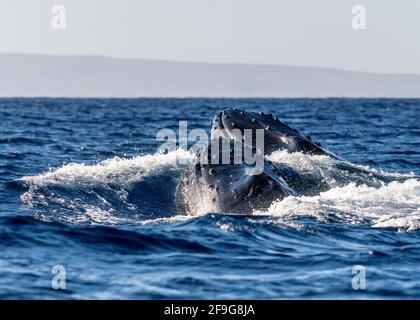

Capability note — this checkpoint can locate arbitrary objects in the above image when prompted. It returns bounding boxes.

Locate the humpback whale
[176,108,387,215]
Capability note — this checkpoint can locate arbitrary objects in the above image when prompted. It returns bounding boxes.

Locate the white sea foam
[260,150,420,230]
[267,150,415,187]
[20,149,195,225]
[21,149,193,187]
[20,149,420,230]
[255,179,420,231]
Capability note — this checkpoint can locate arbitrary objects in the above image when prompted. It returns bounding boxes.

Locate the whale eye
[231,122,236,128]
[209,168,215,175]
[259,112,265,115]
[265,126,271,131]
[251,118,257,123]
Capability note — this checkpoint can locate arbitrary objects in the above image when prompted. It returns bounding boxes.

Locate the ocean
[0,98,419,299]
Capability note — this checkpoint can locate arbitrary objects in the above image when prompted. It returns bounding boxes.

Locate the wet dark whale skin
[212,108,334,157]
[176,144,296,214]
[176,108,336,214]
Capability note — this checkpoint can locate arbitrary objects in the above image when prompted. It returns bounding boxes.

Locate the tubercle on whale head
[211,108,329,156]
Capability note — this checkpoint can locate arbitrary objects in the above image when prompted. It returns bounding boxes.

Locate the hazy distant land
[1,53,419,98]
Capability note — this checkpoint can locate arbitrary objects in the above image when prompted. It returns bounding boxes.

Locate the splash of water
[260,150,419,230]
[20,149,193,224]
[19,149,419,230]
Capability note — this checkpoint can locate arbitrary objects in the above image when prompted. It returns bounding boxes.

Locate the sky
[1,0,420,74]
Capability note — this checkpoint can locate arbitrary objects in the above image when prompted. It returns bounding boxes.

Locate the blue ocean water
[0,98,419,299]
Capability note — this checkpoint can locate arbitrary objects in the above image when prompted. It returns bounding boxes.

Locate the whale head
[211,108,328,156]
[176,108,334,215]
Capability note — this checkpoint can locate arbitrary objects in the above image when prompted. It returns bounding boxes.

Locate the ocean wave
[21,149,193,186]
[20,149,193,224]
[257,179,420,231]
[19,148,420,230]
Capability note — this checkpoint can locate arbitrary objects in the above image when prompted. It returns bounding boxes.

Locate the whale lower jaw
[176,148,295,215]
